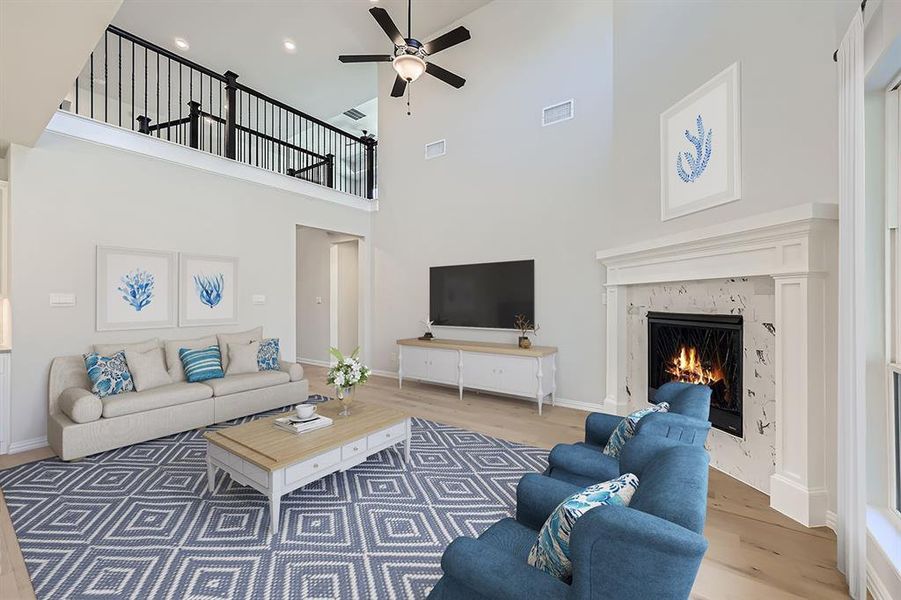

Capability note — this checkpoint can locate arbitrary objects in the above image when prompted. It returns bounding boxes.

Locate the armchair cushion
[528,473,639,582]
[546,442,619,487]
[603,402,669,458]
[584,412,622,447]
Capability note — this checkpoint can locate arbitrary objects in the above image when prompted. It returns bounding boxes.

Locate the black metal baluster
[131,40,135,130]
[104,32,108,122]
[167,57,171,140]
[75,76,79,115]
[90,51,94,118]
[118,35,121,126]
[156,52,160,137]
[144,46,148,125]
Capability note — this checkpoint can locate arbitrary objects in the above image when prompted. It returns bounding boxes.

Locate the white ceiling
[110,0,489,127]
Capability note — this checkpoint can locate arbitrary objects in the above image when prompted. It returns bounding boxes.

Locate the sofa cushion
[226,341,260,376]
[101,382,213,418]
[58,387,103,423]
[258,338,280,371]
[204,370,289,396]
[478,518,538,562]
[528,473,639,582]
[125,347,172,391]
[217,327,263,373]
[603,402,670,458]
[83,351,134,398]
[180,345,225,383]
[165,335,217,382]
[93,337,160,356]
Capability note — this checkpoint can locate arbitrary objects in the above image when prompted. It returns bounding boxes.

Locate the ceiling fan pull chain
[407,85,412,117]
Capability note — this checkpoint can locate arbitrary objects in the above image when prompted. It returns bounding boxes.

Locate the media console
[396,338,558,415]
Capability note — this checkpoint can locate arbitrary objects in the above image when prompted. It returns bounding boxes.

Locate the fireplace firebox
[647,312,743,437]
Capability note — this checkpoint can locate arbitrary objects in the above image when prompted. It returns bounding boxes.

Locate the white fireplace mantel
[597,202,838,528]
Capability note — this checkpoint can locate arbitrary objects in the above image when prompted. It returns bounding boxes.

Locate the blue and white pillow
[83,351,134,398]
[602,402,670,458]
[179,344,224,383]
[528,473,639,582]
[257,338,280,371]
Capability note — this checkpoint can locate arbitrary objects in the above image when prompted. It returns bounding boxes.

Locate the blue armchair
[545,382,712,487]
[427,436,710,600]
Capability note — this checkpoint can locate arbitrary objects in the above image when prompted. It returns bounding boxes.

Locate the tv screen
[430,260,534,329]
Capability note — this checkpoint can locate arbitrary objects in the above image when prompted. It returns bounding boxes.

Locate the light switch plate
[315,296,323,304]
[252,294,266,305]
[49,293,76,307]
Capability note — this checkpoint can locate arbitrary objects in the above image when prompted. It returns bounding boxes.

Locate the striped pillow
[179,344,224,383]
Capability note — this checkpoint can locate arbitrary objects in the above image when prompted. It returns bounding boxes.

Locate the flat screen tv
[430,260,534,329]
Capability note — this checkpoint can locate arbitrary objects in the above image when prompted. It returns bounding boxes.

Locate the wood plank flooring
[0,366,850,599]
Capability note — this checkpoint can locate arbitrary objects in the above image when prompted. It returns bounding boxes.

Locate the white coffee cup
[296,404,317,419]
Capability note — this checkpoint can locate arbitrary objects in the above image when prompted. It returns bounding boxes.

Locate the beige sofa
[47,329,309,460]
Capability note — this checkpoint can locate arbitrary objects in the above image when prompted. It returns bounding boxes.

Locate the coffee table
[204,399,411,537]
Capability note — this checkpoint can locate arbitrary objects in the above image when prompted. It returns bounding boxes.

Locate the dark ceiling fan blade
[338,54,393,63]
[425,62,465,88]
[422,26,471,55]
[390,75,407,98]
[369,7,405,46]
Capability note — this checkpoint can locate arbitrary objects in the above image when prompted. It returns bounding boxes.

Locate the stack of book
[274,414,334,435]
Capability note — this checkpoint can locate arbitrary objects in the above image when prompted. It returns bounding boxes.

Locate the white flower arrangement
[326,347,371,389]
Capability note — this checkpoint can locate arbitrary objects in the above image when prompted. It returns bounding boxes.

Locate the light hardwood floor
[0,366,850,599]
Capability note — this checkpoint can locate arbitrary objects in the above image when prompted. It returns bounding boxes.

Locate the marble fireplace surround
[596,202,838,527]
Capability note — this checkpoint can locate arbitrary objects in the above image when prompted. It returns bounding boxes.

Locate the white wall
[336,240,359,355]
[8,131,371,445]
[296,226,332,363]
[372,0,614,403]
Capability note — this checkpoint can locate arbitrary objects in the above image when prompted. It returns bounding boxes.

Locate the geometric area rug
[0,409,548,599]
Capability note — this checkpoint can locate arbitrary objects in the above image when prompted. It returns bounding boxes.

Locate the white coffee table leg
[269,493,281,538]
[206,448,216,492]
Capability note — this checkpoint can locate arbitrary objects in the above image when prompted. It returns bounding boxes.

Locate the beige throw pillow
[94,338,160,356]
[217,327,263,373]
[226,341,260,376]
[125,347,172,391]
[164,335,218,382]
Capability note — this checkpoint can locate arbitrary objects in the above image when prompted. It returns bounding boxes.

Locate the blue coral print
[194,273,224,308]
[118,269,154,311]
[676,114,713,183]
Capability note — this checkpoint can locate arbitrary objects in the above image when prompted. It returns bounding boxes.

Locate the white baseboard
[371,369,398,379]
[868,561,894,600]
[8,436,48,454]
[825,510,837,533]
[298,357,331,368]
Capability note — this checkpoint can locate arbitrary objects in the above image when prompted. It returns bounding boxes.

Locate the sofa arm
[547,443,619,485]
[516,473,581,531]
[440,537,570,600]
[584,412,621,447]
[568,505,708,600]
[57,387,102,424]
[278,361,304,382]
[636,412,710,447]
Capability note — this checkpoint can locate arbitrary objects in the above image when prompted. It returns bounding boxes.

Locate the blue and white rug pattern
[0,407,548,599]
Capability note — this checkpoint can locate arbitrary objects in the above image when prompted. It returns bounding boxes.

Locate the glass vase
[336,385,355,417]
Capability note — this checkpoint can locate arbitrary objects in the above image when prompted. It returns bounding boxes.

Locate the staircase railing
[64,25,377,200]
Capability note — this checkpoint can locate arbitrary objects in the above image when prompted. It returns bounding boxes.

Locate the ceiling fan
[338,0,471,100]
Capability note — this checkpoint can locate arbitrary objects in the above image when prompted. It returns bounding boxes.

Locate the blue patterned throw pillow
[257,338,280,371]
[528,473,639,582]
[602,402,670,458]
[179,344,224,383]
[83,351,134,398]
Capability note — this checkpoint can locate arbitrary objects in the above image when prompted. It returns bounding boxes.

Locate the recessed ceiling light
[174,37,190,51]
[283,39,297,53]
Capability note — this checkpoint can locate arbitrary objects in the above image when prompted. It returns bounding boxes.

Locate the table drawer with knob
[284,447,342,486]
[341,438,368,461]
[367,422,407,448]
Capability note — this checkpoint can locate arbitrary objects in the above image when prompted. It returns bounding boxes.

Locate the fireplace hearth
[647,312,743,437]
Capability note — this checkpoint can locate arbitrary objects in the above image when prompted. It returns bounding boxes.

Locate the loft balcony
[61,25,377,201]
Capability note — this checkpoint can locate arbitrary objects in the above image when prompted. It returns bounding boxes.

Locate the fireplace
[647,312,743,437]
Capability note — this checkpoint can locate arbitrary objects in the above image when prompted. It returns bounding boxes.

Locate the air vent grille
[425,139,446,160]
[343,108,366,120]
[542,99,574,126]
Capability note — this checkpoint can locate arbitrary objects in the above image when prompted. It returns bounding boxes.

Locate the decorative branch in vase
[513,314,540,349]
[326,347,371,416]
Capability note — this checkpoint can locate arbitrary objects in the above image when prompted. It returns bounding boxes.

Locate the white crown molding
[45,111,378,213]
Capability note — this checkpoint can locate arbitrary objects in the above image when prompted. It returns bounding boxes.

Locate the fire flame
[665,346,723,386]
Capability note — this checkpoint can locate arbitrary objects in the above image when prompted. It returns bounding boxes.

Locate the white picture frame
[179,253,238,327]
[660,62,741,221]
[96,246,177,331]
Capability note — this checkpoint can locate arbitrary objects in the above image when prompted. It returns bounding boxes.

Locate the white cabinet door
[500,356,540,397]
[428,348,459,385]
[462,352,500,391]
[402,346,429,380]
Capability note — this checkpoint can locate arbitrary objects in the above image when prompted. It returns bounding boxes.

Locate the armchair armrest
[278,361,305,382]
[654,382,711,421]
[636,412,710,447]
[584,412,622,447]
[440,537,570,600]
[516,473,581,531]
[547,444,619,485]
[569,505,708,600]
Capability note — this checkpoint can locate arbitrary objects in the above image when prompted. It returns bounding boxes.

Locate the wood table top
[204,399,410,471]
[396,337,558,357]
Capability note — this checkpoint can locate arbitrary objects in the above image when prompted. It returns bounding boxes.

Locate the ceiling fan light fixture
[393,54,426,82]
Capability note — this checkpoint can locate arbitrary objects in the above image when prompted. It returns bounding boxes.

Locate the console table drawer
[342,438,367,461]
[209,443,241,470]
[242,460,269,488]
[368,422,406,448]
[285,447,342,485]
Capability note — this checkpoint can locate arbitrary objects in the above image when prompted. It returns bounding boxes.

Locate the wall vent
[343,108,366,120]
[542,99,574,126]
[425,139,447,160]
